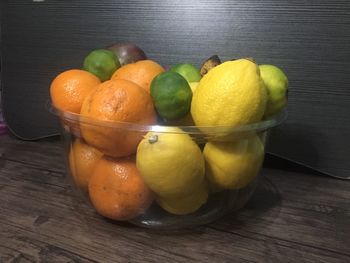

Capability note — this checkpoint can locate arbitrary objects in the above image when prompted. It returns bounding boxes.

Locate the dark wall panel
[1,0,349,178]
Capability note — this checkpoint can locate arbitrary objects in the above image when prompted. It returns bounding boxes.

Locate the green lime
[259,64,288,117]
[83,49,120,81]
[170,63,201,82]
[150,71,192,121]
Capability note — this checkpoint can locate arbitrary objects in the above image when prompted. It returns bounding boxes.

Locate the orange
[50,69,101,113]
[80,79,157,157]
[88,156,154,220]
[111,59,165,93]
[69,139,103,192]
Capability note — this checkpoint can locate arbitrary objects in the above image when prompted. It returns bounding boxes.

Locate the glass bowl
[52,106,285,229]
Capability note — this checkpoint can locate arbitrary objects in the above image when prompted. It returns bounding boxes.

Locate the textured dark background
[1,0,349,178]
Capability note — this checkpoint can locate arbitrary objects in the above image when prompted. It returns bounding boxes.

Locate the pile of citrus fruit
[50,43,288,220]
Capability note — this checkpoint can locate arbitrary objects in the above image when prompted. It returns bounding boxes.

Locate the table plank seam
[0,155,65,174]
[210,226,350,258]
[0,244,37,263]
[0,219,99,263]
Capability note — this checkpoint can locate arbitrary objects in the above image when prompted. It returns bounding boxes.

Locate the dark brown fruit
[200,55,221,76]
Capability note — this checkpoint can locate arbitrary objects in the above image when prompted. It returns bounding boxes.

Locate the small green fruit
[259,64,288,117]
[83,49,120,81]
[150,71,192,121]
[170,63,201,83]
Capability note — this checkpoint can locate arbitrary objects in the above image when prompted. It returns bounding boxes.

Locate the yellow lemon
[191,59,267,127]
[203,134,264,190]
[157,179,208,215]
[189,82,199,93]
[136,128,205,198]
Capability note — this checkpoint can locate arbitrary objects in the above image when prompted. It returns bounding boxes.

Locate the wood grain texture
[0,134,349,262]
[1,0,350,178]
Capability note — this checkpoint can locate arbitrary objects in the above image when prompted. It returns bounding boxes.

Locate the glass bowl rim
[50,104,286,134]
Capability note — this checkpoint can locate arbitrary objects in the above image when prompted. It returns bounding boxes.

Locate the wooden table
[0,134,349,262]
